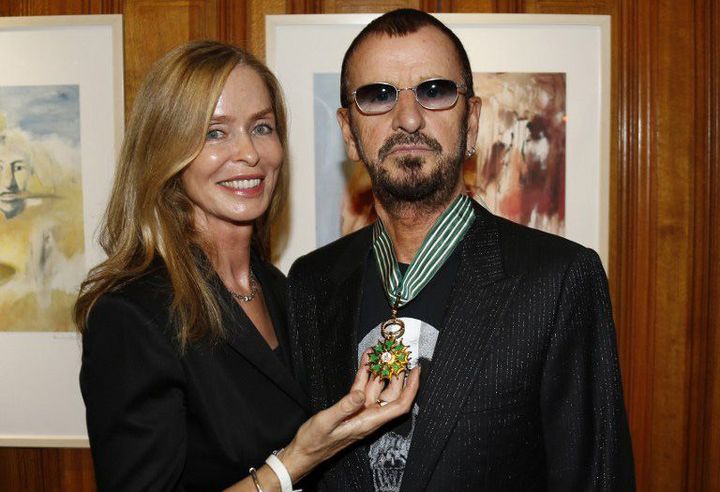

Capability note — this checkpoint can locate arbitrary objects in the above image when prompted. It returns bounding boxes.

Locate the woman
[75,41,419,491]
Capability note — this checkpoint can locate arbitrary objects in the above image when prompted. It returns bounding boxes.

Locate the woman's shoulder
[87,262,175,340]
[106,261,172,307]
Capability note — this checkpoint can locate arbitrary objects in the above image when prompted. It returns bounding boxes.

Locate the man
[288,9,634,491]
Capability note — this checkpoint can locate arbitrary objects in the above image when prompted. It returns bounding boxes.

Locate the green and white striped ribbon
[372,194,475,308]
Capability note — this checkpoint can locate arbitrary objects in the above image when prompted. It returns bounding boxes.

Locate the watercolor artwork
[0,85,84,331]
[467,72,566,235]
[313,72,567,247]
[313,73,381,244]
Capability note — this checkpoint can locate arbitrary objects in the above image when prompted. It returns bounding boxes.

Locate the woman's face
[182,65,283,230]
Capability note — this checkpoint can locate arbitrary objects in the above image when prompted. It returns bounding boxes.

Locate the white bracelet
[265,452,300,492]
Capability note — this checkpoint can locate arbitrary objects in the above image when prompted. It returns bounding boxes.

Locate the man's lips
[387,145,433,155]
[378,132,443,161]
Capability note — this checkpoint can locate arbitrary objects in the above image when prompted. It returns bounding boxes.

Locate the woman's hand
[280,352,421,482]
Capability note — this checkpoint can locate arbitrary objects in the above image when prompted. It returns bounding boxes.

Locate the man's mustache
[377,133,443,161]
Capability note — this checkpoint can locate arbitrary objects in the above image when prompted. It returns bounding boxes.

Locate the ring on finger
[376,398,388,407]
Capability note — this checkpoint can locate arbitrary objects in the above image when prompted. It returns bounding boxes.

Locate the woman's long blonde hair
[74,41,288,349]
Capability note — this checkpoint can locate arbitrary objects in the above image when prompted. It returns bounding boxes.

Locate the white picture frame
[0,15,123,447]
[266,13,611,273]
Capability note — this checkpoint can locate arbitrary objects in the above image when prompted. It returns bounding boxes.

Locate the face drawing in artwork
[0,133,33,219]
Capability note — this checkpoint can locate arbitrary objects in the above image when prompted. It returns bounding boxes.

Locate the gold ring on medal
[381,317,405,340]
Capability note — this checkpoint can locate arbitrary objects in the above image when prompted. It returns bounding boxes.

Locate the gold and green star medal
[368,195,476,381]
[368,298,411,380]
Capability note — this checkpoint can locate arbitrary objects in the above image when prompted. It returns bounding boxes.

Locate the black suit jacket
[80,257,310,491]
[288,203,634,491]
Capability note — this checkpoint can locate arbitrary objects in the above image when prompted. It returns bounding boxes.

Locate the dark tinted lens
[354,83,397,114]
[416,79,459,109]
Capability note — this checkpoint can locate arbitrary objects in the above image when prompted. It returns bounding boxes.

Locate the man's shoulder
[288,225,372,280]
[476,208,600,277]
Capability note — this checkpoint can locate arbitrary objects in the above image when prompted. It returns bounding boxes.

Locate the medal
[367,195,476,381]
[368,297,411,380]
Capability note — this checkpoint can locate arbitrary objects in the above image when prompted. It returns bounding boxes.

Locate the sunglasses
[350,78,467,115]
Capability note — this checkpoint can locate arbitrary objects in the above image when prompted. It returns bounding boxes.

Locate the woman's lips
[217,176,265,197]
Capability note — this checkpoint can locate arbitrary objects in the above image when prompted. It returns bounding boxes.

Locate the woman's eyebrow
[249,107,273,120]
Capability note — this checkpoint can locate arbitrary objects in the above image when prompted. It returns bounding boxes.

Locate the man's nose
[391,89,425,134]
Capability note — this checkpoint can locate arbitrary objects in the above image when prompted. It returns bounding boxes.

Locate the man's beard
[350,117,467,216]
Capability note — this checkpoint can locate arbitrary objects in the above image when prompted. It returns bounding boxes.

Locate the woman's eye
[253,123,274,136]
[206,128,225,140]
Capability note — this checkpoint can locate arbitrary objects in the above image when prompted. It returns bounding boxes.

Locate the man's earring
[466,145,476,158]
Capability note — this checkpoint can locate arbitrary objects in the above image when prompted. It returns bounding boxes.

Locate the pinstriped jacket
[288,201,635,491]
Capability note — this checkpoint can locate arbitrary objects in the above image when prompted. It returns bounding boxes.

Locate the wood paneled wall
[0,0,717,490]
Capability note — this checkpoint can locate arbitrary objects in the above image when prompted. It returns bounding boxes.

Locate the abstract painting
[468,72,566,235]
[0,85,84,331]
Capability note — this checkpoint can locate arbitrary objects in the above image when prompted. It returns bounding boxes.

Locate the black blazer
[80,257,310,491]
[288,202,635,491]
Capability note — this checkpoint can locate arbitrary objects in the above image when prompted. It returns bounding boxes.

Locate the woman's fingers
[375,365,420,418]
[315,389,366,434]
[318,352,376,431]
[299,365,421,467]
[388,365,420,413]
[377,370,405,403]
[364,375,386,406]
[338,365,422,439]
[350,351,372,393]
[352,351,386,407]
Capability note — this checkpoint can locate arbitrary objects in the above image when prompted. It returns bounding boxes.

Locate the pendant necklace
[226,269,258,302]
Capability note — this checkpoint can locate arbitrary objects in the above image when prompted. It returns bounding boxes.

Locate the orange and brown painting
[468,72,566,235]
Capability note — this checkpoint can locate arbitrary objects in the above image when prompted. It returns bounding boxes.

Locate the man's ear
[465,96,482,151]
[336,107,360,162]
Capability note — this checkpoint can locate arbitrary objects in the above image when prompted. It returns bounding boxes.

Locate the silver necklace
[227,269,258,302]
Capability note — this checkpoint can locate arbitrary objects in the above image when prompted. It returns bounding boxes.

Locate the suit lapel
[221,263,312,413]
[400,205,519,491]
[255,262,294,369]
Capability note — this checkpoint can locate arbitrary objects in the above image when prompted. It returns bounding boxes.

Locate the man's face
[0,147,31,219]
[337,26,481,214]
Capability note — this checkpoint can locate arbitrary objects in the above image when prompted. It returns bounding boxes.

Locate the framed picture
[0,15,123,446]
[266,14,610,273]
